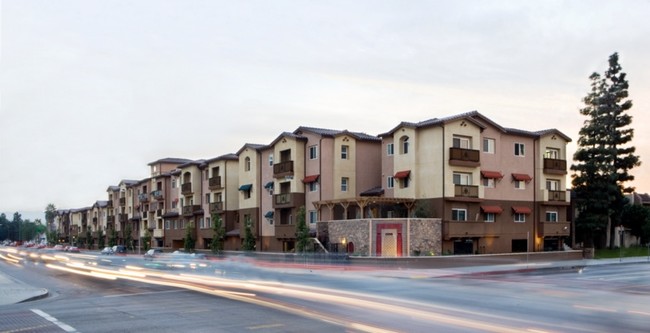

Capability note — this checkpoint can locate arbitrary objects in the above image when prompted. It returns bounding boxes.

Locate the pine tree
[210,213,226,254]
[295,206,309,253]
[241,215,256,251]
[184,222,195,252]
[571,52,640,248]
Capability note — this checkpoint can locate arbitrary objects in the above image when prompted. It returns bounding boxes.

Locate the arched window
[400,136,409,154]
[245,157,251,171]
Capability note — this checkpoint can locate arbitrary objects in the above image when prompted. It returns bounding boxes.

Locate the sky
[2,0,650,222]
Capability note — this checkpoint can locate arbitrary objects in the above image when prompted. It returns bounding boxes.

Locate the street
[1,250,649,332]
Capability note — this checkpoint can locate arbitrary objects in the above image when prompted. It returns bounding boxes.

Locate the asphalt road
[1,253,649,332]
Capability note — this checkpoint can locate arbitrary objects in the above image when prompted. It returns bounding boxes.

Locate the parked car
[112,245,127,255]
[67,246,80,253]
[143,248,163,260]
[100,247,114,255]
[53,244,65,251]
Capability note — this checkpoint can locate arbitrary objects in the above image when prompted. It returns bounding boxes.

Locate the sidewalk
[0,269,49,306]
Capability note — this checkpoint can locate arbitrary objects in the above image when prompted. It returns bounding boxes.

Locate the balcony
[275,224,297,239]
[181,183,193,195]
[540,222,571,237]
[210,201,224,214]
[118,214,129,223]
[543,190,569,205]
[273,160,294,178]
[156,209,163,217]
[149,202,158,212]
[449,147,480,167]
[119,197,126,206]
[82,217,88,225]
[138,193,149,203]
[454,185,479,198]
[107,201,113,208]
[443,221,498,240]
[151,190,164,200]
[543,158,567,175]
[153,229,164,238]
[273,193,301,208]
[209,176,223,190]
[106,215,115,223]
[92,217,98,224]
[182,205,202,216]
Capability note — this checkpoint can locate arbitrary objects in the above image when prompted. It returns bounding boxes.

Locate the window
[482,178,495,188]
[244,189,251,199]
[453,172,472,185]
[309,181,318,192]
[172,200,177,209]
[268,154,274,166]
[545,148,560,159]
[205,217,211,229]
[165,220,170,229]
[401,177,410,188]
[514,213,526,223]
[309,211,317,224]
[205,194,210,204]
[245,157,251,171]
[244,214,252,227]
[387,176,394,189]
[309,145,318,160]
[514,143,525,156]
[341,145,349,159]
[546,179,560,191]
[453,136,471,149]
[484,213,495,222]
[452,209,467,221]
[387,143,394,156]
[483,138,495,153]
[515,180,526,190]
[199,218,205,229]
[171,178,177,188]
[400,136,409,154]
[341,177,349,192]
[546,211,558,222]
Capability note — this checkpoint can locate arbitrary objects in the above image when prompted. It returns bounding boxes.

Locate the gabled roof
[266,132,308,148]
[379,110,486,137]
[147,157,193,166]
[93,200,109,208]
[205,153,239,163]
[118,179,139,187]
[178,159,207,169]
[236,143,268,156]
[295,126,381,142]
[106,185,120,192]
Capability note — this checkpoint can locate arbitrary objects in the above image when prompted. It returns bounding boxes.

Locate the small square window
[514,213,526,223]
[514,143,525,156]
[452,209,467,221]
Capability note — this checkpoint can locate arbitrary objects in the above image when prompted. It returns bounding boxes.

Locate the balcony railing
[119,197,126,206]
[274,193,294,208]
[547,190,567,202]
[181,183,192,194]
[273,160,294,177]
[275,224,296,238]
[443,221,497,239]
[182,205,202,216]
[106,215,115,223]
[210,201,224,213]
[454,185,479,198]
[209,176,223,190]
[543,158,567,175]
[118,214,129,223]
[540,222,571,237]
[107,201,113,208]
[153,229,164,238]
[151,190,164,200]
[138,193,149,202]
[92,217,98,224]
[449,147,480,167]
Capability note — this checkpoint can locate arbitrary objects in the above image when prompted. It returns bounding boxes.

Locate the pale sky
[2,0,650,222]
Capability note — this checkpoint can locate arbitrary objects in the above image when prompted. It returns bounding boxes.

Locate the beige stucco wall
[381,137,395,197]
[260,147,275,238]
[273,136,305,193]
[238,147,261,210]
[392,127,417,198]
[443,119,483,199]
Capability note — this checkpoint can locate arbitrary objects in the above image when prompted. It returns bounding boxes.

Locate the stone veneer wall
[317,218,442,257]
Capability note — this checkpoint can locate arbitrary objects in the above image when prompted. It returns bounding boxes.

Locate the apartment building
[90,200,109,245]
[204,154,239,250]
[148,158,191,248]
[378,111,571,254]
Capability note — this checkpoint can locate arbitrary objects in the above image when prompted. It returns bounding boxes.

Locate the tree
[210,214,225,254]
[621,204,650,245]
[142,229,151,251]
[241,217,255,251]
[44,203,57,232]
[85,229,93,249]
[97,228,105,249]
[295,206,309,253]
[124,223,133,251]
[184,223,195,252]
[571,52,641,248]
[108,228,117,247]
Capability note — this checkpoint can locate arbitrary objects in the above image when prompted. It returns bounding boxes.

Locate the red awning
[481,170,503,179]
[394,170,411,179]
[302,175,320,183]
[481,205,503,214]
[512,206,532,214]
[512,173,532,181]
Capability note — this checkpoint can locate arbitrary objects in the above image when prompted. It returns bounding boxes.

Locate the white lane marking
[31,308,78,332]
[103,289,185,298]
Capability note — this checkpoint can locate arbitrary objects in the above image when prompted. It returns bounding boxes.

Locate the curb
[17,288,49,303]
